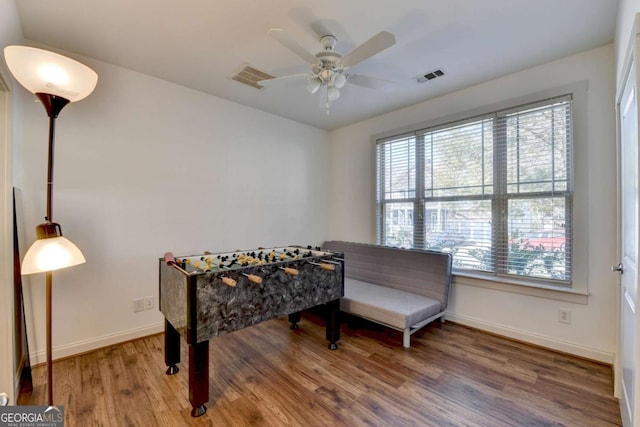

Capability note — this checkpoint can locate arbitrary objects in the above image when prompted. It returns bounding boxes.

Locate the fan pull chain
[326,86,330,115]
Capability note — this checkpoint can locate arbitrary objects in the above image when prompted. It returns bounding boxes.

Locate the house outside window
[376,95,573,285]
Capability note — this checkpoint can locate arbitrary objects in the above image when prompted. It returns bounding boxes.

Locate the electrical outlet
[133,298,144,313]
[143,296,154,310]
[558,309,572,324]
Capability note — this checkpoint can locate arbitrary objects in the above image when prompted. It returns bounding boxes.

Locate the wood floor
[19,313,621,426]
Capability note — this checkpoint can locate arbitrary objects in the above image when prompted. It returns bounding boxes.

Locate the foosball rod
[268,247,318,258]
[266,250,297,260]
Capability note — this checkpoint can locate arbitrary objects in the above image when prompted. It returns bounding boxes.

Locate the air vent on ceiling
[415,68,445,83]
[230,63,275,89]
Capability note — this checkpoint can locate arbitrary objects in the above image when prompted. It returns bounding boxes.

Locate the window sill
[452,271,590,304]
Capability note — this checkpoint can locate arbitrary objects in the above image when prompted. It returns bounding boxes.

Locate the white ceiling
[13,0,619,130]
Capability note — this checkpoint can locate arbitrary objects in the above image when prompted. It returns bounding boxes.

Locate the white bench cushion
[340,278,442,330]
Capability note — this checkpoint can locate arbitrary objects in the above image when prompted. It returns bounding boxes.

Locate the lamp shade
[3,45,98,102]
[22,235,86,275]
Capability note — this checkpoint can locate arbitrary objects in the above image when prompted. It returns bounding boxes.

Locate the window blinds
[376,95,573,284]
[496,97,572,282]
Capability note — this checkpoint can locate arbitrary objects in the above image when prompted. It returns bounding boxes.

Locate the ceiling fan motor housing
[320,35,337,50]
[314,43,343,83]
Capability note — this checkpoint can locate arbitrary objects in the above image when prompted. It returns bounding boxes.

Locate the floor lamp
[3,46,98,406]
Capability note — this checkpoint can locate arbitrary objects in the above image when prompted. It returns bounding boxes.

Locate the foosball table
[159,245,344,417]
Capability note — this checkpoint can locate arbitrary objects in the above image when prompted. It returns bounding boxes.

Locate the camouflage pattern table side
[159,254,343,344]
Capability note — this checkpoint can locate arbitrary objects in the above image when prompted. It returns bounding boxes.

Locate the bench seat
[341,278,442,330]
[323,241,452,348]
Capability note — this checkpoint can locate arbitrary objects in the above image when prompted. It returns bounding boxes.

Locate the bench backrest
[322,241,452,309]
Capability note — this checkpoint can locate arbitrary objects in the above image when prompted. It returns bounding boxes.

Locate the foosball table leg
[164,319,180,375]
[191,405,207,418]
[288,312,301,330]
[189,340,209,417]
[325,299,340,350]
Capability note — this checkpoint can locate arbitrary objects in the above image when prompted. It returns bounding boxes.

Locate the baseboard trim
[446,312,614,364]
[28,315,614,366]
[29,322,164,365]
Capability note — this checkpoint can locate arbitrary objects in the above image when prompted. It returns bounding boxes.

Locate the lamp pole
[37,93,70,223]
[46,272,52,406]
[37,93,70,406]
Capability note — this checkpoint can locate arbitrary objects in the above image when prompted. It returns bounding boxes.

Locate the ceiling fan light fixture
[319,69,333,82]
[327,85,340,101]
[307,76,322,94]
[332,72,347,89]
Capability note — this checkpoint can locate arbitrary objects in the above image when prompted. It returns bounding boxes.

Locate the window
[376,95,573,285]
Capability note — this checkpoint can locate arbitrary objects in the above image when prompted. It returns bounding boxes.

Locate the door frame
[615,13,640,426]
[0,65,15,401]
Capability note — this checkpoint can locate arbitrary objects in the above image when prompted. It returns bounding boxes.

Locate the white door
[618,54,640,427]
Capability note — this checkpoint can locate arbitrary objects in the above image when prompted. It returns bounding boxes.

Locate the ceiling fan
[259,28,396,114]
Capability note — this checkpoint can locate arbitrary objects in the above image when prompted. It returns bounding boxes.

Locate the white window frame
[372,83,589,304]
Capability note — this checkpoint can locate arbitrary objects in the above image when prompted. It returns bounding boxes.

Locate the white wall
[17,52,330,362]
[328,44,617,362]
[616,0,640,86]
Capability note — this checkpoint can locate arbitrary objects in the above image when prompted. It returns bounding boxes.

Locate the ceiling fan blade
[258,73,308,87]
[268,29,319,65]
[338,31,396,68]
[348,74,395,90]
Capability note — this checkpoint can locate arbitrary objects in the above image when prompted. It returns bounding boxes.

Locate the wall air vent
[415,68,445,83]
[230,63,275,89]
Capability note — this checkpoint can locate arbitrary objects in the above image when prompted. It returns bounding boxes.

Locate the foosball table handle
[243,273,263,284]
[280,267,299,276]
[164,252,177,267]
[221,277,237,287]
[309,262,336,271]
